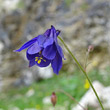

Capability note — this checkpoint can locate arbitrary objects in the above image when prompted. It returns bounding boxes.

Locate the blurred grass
[17,0,25,9]
[0,67,110,110]
[65,0,74,6]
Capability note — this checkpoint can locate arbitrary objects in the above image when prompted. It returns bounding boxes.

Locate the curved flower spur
[14,25,65,75]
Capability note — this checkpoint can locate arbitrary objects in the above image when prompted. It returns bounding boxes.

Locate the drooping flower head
[14,25,65,75]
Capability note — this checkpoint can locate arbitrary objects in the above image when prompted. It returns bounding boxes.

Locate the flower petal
[56,30,60,36]
[51,52,62,75]
[14,37,38,52]
[26,51,38,60]
[56,43,65,59]
[44,29,51,36]
[51,25,56,30]
[43,28,54,48]
[29,59,36,67]
[35,57,51,67]
[27,41,42,54]
[42,43,57,60]
[37,35,47,47]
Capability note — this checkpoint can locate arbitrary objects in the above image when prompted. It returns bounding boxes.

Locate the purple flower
[14,25,65,75]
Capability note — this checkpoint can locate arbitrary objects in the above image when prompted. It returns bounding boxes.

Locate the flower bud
[51,92,57,107]
[88,45,94,52]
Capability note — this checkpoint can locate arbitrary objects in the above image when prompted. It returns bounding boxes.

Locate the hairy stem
[84,51,89,71]
[56,89,88,110]
[58,36,104,110]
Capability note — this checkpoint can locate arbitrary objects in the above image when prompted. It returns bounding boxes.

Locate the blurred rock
[0,0,110,88]
[0,76,3,91]
[0,41,4,53]
[0,0,20,12]
[24,108,36,110]
[0,26,10,47]
[37,66,53,79]
[43,96,51,105]
[9,107,20,110]
[25,89,35,97]
[72,81,110,110]
[13,70,34,87]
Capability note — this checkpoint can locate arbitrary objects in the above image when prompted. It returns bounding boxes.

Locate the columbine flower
[14,25,65,74]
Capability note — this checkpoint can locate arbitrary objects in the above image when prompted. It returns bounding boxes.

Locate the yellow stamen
[35,59,38,61]
[35,56,46,64]
[43,59,46,62]
[39,51,42,55]
[38,59,41,64]
[35,57,38,61]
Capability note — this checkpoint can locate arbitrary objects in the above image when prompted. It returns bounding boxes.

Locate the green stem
[58,36,104,110]
[85,52,89,71]
[56,89,88,110]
